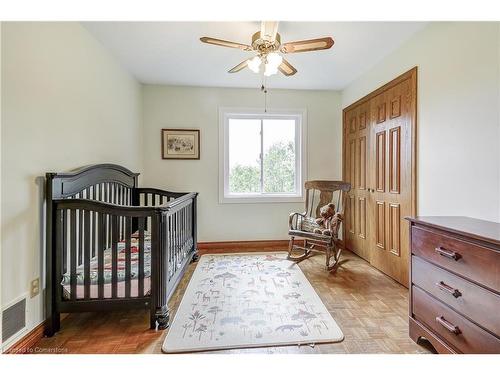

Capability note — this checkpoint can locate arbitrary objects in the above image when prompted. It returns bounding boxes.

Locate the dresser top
[407,216,500,246]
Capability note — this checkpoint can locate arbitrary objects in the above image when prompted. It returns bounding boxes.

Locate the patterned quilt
[61,233,151,287]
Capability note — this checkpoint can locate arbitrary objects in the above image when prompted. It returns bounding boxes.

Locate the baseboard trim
[4,321,45,354]
[4,314,68,354]
[198,240,289,254]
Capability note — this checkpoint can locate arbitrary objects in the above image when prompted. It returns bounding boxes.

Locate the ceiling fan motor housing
[251,31,281,53]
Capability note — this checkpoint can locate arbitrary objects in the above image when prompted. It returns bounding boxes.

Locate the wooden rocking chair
[288,180,351,270]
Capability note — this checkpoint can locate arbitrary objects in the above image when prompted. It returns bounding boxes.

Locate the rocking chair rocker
[288,180,351,270]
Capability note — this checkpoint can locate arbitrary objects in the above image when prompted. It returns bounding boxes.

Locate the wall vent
[2,298,26,343]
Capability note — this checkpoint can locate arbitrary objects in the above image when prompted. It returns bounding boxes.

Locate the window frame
[219,107,307,204]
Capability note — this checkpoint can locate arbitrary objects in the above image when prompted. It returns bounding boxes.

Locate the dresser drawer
[412,286,500,353]
[411,225,500,291]
[412,256,500,336]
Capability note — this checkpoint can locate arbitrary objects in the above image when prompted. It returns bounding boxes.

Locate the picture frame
[161,128,200,160]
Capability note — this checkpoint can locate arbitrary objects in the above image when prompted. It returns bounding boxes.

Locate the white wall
[498,23,500,220]
[1,22,142,345]
[142,85,342,241]
[342,22,500,222]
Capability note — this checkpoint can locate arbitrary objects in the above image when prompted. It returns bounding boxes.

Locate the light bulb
[264,64,279,77]
[266,52,283,69]
[247,56,262,73]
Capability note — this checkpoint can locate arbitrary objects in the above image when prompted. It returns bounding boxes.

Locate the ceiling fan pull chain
[261,76,268,113]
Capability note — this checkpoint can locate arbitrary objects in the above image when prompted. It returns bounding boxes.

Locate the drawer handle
[436,281,462,298]
[436,316,461,335]
[435,246,461,261]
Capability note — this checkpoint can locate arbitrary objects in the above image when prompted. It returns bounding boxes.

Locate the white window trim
[219,107,307,204]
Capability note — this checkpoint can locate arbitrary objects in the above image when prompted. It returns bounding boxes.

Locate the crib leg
[151,305,170,330]
[44,312,60,337]
[191,250,200,263]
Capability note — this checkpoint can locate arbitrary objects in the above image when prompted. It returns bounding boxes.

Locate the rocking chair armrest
[289,212,307,231]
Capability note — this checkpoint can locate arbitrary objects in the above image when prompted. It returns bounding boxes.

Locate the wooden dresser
[407,216,500,354]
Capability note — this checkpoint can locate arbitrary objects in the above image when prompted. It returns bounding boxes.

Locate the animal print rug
[162,252,344,353]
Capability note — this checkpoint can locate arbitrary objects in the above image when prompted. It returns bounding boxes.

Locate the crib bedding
[61,232,152,299]
[63,277,151,299]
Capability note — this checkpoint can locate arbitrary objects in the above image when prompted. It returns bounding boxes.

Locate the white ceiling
[83,22,426,90]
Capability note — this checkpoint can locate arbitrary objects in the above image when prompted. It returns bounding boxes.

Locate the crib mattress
[61,233,152,300]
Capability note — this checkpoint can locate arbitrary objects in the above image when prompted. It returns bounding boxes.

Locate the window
[219,108,306,203]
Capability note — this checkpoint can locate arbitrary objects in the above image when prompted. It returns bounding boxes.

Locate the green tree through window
[229,141,295,194]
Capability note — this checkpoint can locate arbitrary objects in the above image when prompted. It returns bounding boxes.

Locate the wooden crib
[45,164,198,336]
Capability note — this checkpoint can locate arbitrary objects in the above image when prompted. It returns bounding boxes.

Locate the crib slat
[83,210,91,299]
[62,209,67,274]
[111,215,118,298]
[175,211,178,266]
[89,187,95,259]
[182,207,185,256]
[98,213,105,299]
[170,213,174,273]
[144,193,149,231]
[185,206,189,249]
[175,211,179,272]
[78,208,83,266]
[92,210,97,258]
[138,217,145,298]
[70,210,77,300]
[120,186,125,238]
[104,183,109,202]
[152,194,156,207]
[178,209,182,263]
[180,208,183,259]
[168,215,172,279]
[125,216,132,298]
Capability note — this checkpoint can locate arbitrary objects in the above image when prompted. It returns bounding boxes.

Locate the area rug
[162,252,344,353]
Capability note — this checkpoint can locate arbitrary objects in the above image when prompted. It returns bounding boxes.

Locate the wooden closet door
[343,67,416,287]
[344,102,370,261]
[368,75,415,286]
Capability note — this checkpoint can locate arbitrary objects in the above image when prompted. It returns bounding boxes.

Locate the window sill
[219,194,305,204]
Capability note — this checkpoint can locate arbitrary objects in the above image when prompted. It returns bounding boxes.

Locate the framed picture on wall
[161,128,200,160]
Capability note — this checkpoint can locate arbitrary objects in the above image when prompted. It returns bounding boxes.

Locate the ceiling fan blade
[200,37,253,51]
[260,21,279,42]
[228,59,249,73]
[280,37,334,54]
[278,59,297,76]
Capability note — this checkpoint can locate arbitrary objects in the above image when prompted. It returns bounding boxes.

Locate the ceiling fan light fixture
[263,52,282,76]
[264,64,279,77]
[266,52,283,68]
[248,56,262,73]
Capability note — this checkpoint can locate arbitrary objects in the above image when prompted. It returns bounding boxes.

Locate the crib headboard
[47,164,139,199]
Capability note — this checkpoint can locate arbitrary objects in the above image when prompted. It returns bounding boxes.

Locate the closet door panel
[368,75,415,286]
[344,102,370,261]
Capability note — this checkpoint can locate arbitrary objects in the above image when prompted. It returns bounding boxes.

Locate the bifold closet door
[343,68,416,287]
[344,101,370,262]
[368,76,415,287]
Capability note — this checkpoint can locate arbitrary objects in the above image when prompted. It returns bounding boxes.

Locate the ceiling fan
[200,21,334,77]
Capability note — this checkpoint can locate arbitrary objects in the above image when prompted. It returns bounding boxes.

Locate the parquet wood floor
[33,249,432,354]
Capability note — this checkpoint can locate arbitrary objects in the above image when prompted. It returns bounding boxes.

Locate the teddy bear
[313,203,343,237]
